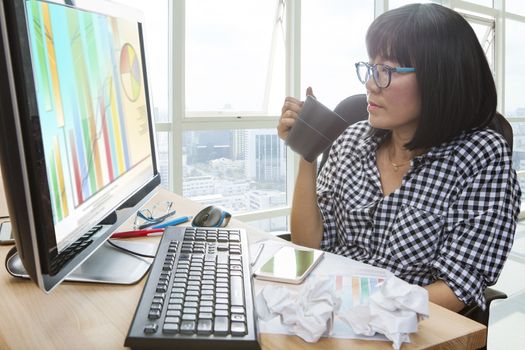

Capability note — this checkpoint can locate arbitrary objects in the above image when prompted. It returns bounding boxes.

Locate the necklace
[387,147,411,172]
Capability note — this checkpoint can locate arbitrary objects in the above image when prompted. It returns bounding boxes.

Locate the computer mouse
[191,205,231,227]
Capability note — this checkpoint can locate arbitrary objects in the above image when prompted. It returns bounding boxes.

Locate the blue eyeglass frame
[355,61,416,88]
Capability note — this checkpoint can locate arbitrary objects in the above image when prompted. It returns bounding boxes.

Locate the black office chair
[282,94,511,333]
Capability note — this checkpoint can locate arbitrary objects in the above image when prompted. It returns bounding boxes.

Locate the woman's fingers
[278,87,316,140]
[277,109,298,139]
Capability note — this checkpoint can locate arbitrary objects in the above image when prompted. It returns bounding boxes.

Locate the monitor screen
[0,0,160,291]
[26,0,154,251]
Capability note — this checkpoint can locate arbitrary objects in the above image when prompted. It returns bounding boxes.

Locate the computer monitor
[0,0,160,292]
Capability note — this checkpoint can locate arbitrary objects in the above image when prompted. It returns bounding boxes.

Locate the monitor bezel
[0,0,161,292]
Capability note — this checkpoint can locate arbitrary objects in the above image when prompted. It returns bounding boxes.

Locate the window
[185,0,285,116]
[504,17,525,209]
[462,0,493,7]
[389,0,443,10]
[182,129,286,215]
[156,132,170,185]
[505,19,525,181]
[465,15,495,73]
[505,19,525,124]
[247,216,289,234]
[505,0,525,16]
[301,0,374,109]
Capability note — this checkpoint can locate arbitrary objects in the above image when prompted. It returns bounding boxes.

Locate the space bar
[230,276,244,306]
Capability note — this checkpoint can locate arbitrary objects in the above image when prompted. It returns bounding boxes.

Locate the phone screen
[258,246,323,280]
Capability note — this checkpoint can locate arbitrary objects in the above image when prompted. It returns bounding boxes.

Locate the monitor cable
[106,239,155,259]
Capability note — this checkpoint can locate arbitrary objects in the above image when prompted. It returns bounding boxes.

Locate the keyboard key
[169,298,183,305]
[165,316,180,324]
[231,270,243,277]
[163,323,179,334]
[231,314,246,323]
[182,313,197,321]
[186,290,199,297]
[199,312,213,319]
[170,292,184,299]
[231,306,244,314]
[200,306,213,313]
[217,254,228,265]
[216,293,228,300]
[148,310,161,320]
[216,297,229,305]
[150,303,162,311]
[213,316,229,335]
[185,296,199,303]
[180,320,196,334]
[216,287,229,294]
[143,324,158,334]
[215,309,229,317]
[230,276,244,306]
[166,310,181,317]
[167,303,182,311]
[154,292,166,299]
[183,307,197,314]
[184,301,198,307]
[231,322,247,336]
[197,319,213,335]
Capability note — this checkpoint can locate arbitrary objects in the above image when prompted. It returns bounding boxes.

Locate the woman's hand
[277,87,314,141]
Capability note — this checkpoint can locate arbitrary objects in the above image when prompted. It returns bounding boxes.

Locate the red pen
[111,229,164,239]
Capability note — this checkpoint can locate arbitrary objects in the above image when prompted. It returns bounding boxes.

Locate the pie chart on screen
[120,43,141,102]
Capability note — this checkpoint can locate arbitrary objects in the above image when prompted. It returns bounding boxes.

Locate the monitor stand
[5,240,156,284]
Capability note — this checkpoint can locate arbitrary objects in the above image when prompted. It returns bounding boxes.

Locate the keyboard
[125,226,260,350]
[49,225,101,275]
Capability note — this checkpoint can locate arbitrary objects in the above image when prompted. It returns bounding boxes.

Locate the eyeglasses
[355,61,416,89]
[133,201,177,229]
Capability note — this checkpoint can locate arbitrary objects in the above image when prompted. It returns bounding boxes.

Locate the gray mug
[286,96,351,162]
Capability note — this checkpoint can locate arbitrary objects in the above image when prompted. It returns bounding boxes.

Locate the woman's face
[366,57,421,135]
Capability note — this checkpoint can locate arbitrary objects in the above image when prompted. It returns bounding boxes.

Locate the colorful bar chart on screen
[25,0,151,224]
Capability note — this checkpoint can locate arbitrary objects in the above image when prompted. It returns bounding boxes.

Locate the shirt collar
[415,131,467,162]
[357,131,386,158]
[357,129,463,164]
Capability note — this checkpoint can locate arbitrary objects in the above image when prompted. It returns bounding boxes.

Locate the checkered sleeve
[431,133,521,309]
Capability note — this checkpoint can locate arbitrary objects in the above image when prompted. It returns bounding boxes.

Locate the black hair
[366,3,496,150]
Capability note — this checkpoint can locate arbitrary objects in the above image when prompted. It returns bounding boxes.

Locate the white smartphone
[253,246,324,284]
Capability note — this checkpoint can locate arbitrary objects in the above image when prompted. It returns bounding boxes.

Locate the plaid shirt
[318,121,521,308]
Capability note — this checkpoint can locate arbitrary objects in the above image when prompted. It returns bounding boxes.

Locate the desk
[0,188,486,349]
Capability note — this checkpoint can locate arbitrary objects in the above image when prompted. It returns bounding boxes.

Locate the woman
[277,3,521,312]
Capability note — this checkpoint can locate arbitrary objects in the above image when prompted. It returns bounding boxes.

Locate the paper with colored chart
[330,275,387,339]
[254,273,388,341]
